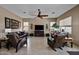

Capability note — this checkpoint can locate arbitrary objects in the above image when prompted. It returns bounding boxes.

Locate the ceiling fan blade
[37,9,48,18]
[40,15,48,17]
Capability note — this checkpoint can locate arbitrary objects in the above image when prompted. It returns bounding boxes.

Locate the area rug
[67,51,79,55]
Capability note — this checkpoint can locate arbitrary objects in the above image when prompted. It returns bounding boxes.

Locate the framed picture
[11,19,20,29]
[5,17,11,28]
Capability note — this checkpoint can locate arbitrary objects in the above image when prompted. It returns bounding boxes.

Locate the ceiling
[0,4,77,18]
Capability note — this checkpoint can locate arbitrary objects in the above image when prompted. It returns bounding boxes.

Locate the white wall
[0,6,23,33]
[23,17,57,34]
[57,5,79,45]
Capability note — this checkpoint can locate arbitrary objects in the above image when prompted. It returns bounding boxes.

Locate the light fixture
[52,12,55,14]
[23,12,26,14]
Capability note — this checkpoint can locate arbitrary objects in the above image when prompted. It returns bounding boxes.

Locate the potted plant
[52,23,59,28]
[52,23,59,31]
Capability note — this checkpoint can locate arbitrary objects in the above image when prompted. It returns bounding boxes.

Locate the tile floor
[0,37,79,55]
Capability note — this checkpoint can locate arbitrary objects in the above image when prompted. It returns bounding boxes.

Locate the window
[23,22,29,32]
[59,16,72,34]
[50,22,56,31]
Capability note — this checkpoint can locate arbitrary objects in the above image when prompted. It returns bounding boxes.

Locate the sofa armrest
[20,34,27,38]
[16,37,27,52]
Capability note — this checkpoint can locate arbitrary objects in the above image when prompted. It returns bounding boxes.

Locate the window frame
[23,22,29,32]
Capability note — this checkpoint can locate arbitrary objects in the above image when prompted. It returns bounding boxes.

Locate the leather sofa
[6,32,27,52]
[47,35,65,51]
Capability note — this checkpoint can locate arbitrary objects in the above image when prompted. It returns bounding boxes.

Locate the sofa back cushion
[53,35,65,48]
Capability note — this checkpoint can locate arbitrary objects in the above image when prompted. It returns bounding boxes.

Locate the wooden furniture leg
[59,47,63,50]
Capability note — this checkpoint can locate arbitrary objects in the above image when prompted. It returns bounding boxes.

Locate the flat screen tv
[35,25,44,30]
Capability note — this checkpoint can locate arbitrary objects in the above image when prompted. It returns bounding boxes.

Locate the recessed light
[52,12,55,14]
[23,12,26,14]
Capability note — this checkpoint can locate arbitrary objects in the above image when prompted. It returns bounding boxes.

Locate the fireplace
[35,25,44,36]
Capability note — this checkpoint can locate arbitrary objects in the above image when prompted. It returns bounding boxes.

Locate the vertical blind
[60,16,72,26]
[59,16,72,34]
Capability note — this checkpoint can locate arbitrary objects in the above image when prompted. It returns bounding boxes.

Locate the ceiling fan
[37,9,48,18]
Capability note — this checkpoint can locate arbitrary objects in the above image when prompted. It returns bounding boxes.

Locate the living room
[0,4,79,55]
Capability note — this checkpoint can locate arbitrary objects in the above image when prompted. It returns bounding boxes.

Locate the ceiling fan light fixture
[37,9,48,18]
